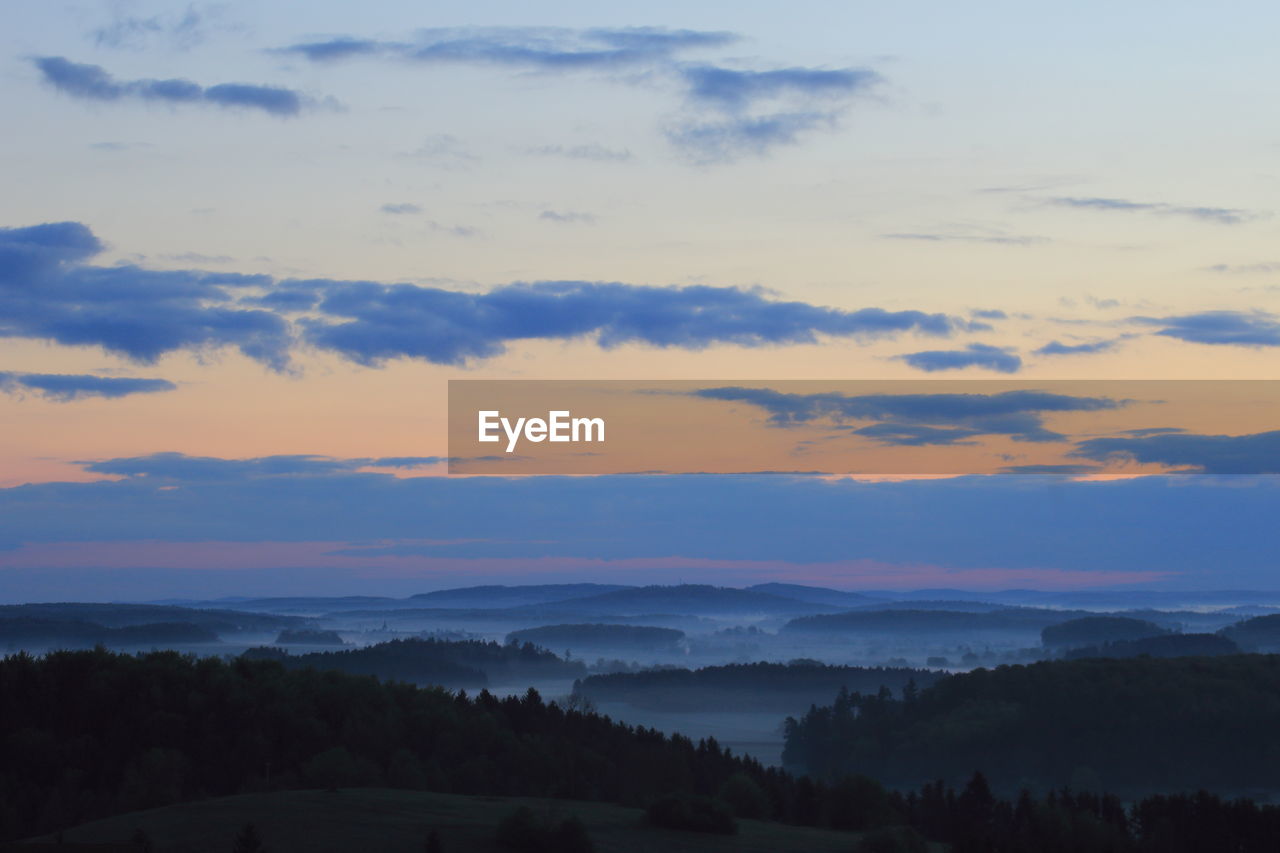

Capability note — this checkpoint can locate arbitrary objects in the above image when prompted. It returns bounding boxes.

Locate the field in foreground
[19,788,905,853]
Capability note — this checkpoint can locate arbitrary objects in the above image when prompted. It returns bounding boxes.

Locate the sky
[1,1,1278,600]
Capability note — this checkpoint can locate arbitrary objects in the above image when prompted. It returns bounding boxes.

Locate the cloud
[999,464,1102,475]
[278,37,384,61]
[668,65,881,162]
[403,134,479,166]
[1071,431,1280,474]
[380,203,423,215]
[539,210,596,224]
[0,372,176,402]
[276,26,879,161]
[666,111,838,162]
[91,4,234,50]
[527,143,632,162]
[1133,310,1280,347]
[300,280,961,366]
[680,65,878,111]
[1205,262,1280,274]
[896,343,1022,373]
[426,221,479,238]
[691,387,1120,445]
[32,56,309,117]
[883,232,1047,246]
[82,452,445,482]
[279,26,736,68]
[1049,196,1260,225]
[0,221,291,369]
[1034,339,1118,356]
[2,220,965,369]
[972,309,1007,320]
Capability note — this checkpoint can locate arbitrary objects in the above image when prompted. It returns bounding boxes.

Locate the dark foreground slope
[18,788,880,853]
[784,654,1280,795]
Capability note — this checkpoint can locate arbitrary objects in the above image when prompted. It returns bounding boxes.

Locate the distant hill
[851,600,1012,613]
[0,617,219,648]
[174,595,403,614]
[506,624,685,652]
[0,602,301,633]
[408,584,632,609]
[526,585,838,617]
[746,583,878,608]
[783,607,1087,635]
[1220,613,1280,652]
[1042,615,1168,649]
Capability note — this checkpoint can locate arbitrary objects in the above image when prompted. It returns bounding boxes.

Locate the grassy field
[19,788,924,853]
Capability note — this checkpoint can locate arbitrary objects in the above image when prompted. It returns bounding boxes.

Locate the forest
[783,654,1280,795]
[4,648,1280,853]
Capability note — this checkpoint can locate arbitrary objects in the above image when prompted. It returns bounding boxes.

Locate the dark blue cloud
[32,57,307,117]
[1034,339,1117,356]
[0,222,291,369]
[300,280,961,366]
[2,220,969,369]
[851,423,982,446]
[1133,311,1280,347]
[0,372,175,402]
[691,387,1117,445]
[680,66,879,110]
[972,309,1008,320]
[693,387,1118,425]
[897,343,1022,373]
[279,37,384,61]
[1050,196,1257,225]
[1071,431,1280,474]
[278,27,735,68]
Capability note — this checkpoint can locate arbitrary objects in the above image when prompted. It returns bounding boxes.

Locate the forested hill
[575,662,943,711]
[783,654,1280,796]
[241,637,585,687]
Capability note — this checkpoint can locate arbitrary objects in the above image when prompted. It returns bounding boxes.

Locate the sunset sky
[2,1,1278,600]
